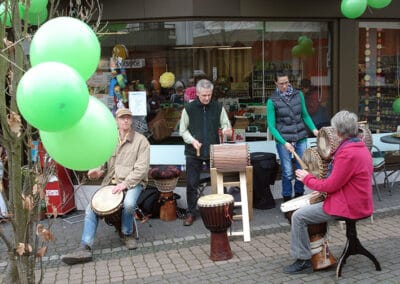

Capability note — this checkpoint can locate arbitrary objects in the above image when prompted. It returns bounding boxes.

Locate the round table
[380,134,400,145]
[380,134,400,191]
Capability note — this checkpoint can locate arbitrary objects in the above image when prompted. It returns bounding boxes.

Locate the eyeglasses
[276,81,289,86]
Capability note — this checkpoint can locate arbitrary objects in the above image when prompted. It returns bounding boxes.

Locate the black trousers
[185,156,209,215]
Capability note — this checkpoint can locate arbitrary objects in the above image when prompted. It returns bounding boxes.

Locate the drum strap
[224,204,233,224]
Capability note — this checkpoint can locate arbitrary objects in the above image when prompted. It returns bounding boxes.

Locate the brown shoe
[183,214,196,226]
[121,234,138,250]
[61,245,92,265]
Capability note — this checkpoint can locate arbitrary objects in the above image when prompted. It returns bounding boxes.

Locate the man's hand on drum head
[112,183,126,194]
[87,169,103,180]
[295,169,309,182]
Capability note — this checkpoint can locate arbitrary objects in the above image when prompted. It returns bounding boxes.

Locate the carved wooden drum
[210,143,250,173]
[358,122,373,150]
[91,185,124,232]
[302,148,329,179]
[198,193,234,261]
[317,126,342,160]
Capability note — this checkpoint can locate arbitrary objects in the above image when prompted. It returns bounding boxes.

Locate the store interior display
[358,26,400,133]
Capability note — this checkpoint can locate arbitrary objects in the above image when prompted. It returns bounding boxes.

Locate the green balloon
[16,62,89,131]
[0,3,12,27]
[393,98,400,113]
[297,35,307,44]
[40,97,118,171]
[303,47,315,56]
[299,36,313,49]
[19,0,48,14]
[27,8,47,25]
[30,17,100,80]
[341,0,368,19]
[367,0,391,8]
[291,45,304,57]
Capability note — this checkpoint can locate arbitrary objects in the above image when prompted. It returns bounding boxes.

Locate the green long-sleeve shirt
[266,92,317,145]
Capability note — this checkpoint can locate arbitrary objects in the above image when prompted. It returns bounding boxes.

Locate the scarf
[278,84,294,102]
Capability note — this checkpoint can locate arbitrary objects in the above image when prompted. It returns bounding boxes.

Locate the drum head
[91,185,124,215]
[317,127,341,160]
[198,193,234,207]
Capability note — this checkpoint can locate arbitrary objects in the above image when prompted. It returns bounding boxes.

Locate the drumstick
[196,144,201,157]
[290,149,308,170]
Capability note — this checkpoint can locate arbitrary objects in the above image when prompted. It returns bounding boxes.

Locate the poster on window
[129,91,147,116]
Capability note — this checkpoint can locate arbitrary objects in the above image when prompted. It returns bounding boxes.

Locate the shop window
[92,20,332,137]
[359,22,400,133]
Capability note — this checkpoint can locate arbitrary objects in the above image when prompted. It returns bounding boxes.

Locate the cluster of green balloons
[17,17,118,170]
[341,0,392,19]
[0,0,48,27]
[291,36,315,57]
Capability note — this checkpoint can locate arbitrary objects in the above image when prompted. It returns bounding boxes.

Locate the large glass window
[93,20,331,134]
[358,22,400,133]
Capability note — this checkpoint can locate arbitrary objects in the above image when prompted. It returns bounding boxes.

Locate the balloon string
[1,35,31,53]
[0,53,26,73]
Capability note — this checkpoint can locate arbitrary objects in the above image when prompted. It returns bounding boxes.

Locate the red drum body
[317,126,342,160]
[280,193,337,270]
[210,144,250,172]
[302,148,329,179]
[91,185,124,233]
[153,177,179,221]
[159,191,177,221]
[198,194,234,261]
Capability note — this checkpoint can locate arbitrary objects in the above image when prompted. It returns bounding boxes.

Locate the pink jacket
[303,140,374,219]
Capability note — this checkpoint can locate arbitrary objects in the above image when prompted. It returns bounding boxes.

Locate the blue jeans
[276,140,307,198]
[81,184,142,248]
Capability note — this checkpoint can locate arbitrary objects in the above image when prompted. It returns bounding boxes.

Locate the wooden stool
[336,218,381,278]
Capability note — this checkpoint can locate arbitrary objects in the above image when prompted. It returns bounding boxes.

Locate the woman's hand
[284,142,294,153]
[295,169,309,182]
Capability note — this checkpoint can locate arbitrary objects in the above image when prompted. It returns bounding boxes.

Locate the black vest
[184,98,222,159]
[270,89,308,142]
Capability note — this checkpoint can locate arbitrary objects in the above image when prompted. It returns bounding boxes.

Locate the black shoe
[283,259,313,274]
[283,196,292,202]
[294,192,304,198]
[61,245,92,265]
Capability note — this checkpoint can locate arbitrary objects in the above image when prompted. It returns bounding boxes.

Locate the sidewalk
[1,185,399,283]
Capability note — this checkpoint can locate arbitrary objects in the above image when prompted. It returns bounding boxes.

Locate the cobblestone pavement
[1,188,400,283]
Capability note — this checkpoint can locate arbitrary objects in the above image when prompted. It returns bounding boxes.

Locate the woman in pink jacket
[283,110,374,274]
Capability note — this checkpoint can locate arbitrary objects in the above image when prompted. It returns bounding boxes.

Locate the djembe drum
[198,194,234,261]
[281,193,337,270]
[150,166,181,222]
[317,126,342,160]
[210,143,250,172]
[302,148,329,179]
[153,177,179,221]
[358,122,373,150]
[91,185,124,233]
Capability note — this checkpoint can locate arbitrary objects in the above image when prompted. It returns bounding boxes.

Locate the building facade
[95,0,400,134]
